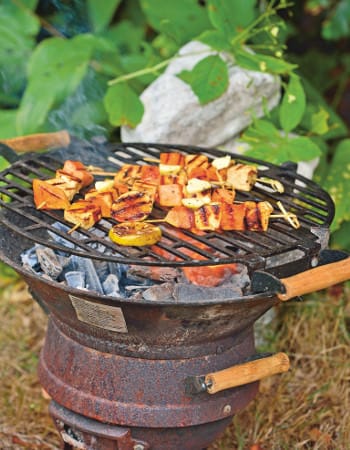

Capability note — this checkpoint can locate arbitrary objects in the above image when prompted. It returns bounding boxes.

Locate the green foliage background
[0,0,349,249]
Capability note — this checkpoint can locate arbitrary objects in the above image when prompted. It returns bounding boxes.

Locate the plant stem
[108,58,174,86]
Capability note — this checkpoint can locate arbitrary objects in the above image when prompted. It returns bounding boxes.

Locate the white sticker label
[70,295,128,333]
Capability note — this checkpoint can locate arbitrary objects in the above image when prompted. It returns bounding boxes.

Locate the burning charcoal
[102,274,120,296]
[71,255,104,294]
[128,265,179,282]
[48,222,76,251]
[230,265,250,290]
[173,283,242,302]
[21,246,40,271]
[35,246,64,279]
[142,283,175,301]
[93,260,110,282]
[107,262,124,278]
[65,271,86,289]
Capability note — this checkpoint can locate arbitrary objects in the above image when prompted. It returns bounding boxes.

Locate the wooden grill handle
[278,258,350,302]
[205,352,290,394]
[0,130,70,152]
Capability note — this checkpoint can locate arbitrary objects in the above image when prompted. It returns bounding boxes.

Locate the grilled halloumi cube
[160,152,185,166]
[47,177,80,202]
[185,154,209,175]
[33,179,71,210]
[245,201,273,231]
[226,164,258,191]
[194,202,222,231]
[158,184,183,207]
[111,190,153,222]
[114,164,142,186]
[64,200,102,229]
[220,202,247,231]
[85,189,115,217]
[140,165,160,185]
[132,180,158,202]
[160,169,187,186]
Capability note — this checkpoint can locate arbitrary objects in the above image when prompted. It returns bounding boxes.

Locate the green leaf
[0,8,38,98]
[207,0,256,39]
[331,221,350,252]
[323,139,350,232]
[104,83,144,128]
[197,29,232,52]
[0,3,40,36]
[247,119,280,140]
[0,109,18,139]
[245,143,289,164]
[140,0,211,45]
[87,0,122,32]
[17,35,93,134]
[103,20,145,54]
[282,136,321,161]
[322,0,350,40]
[309,107,330,135]
[301,78,348,139]
[177,54,229,105]
[279,75,306,133]
[234,49,297,75]
[242,119,321,165]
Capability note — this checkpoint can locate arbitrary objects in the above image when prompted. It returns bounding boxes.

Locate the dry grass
[0,271,349,450]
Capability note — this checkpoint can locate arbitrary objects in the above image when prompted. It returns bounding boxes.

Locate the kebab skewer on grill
[33,160,94,210]
[147,200,300,232]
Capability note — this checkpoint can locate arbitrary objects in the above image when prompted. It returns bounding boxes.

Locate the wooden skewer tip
[67,223,81,234]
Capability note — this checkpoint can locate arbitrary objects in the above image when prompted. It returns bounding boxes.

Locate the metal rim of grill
[0,142,334,276]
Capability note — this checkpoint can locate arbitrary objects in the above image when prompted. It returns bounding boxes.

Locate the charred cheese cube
[111,190,153,222]
[114,164,142,186]
[64,200,102,229]
[33,179,71,210]
[158,184,183,207]
[245,201,273,231]
[194,203,222,231]
[185,154,209,175]
[220,202,247,231]
[226,164,257,191]
[46,177,80,202]
[85,189,115,217]
[160,152,185,166]
[132,180,158,202]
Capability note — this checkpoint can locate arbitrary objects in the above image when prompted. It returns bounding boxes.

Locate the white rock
[121,41,281,146]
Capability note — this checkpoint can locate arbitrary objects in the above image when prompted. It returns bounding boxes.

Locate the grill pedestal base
[39,317,259,449]
[49,400,234,450]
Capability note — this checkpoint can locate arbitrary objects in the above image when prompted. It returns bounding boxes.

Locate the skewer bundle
[32,153,299,241]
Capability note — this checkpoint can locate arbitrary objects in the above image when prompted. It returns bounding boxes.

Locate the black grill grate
[0,142,334,276]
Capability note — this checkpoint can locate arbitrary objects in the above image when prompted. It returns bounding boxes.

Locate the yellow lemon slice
[108,222,162,246]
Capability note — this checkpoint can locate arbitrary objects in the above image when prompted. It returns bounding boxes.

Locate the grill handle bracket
[252,251,350,301]
[185,352,290,395]
[0,130,70,153]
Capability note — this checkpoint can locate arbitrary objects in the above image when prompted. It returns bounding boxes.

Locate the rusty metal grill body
[0,141,336,449]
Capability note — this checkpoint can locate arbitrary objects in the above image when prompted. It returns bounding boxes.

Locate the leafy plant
[0,0,349,248]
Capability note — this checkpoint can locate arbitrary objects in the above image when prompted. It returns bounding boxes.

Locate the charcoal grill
[0,138,349,450]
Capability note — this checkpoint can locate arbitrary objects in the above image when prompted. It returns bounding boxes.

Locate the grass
[0,269,349,450]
